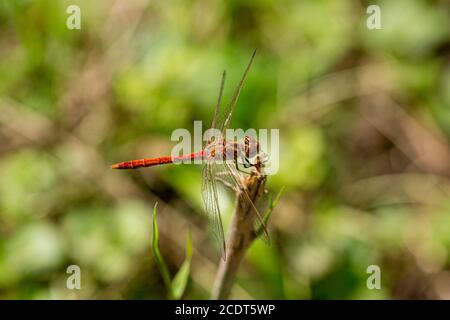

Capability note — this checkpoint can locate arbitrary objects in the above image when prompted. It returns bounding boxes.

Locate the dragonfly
[111,50,269,258]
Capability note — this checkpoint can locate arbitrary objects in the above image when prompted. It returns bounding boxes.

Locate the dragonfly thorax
[243,135,259,160]
[204,135,265,166]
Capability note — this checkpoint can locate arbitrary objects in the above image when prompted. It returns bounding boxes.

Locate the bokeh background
[1,0,450,299]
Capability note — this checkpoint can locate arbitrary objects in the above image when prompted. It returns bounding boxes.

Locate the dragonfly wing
[210,70,226,130]
[218,50,256,133]
[201,162,226,258]
[208,51,256,134]
[220,161,270,242]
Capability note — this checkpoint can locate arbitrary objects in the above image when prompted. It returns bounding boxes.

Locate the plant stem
[211,169,266,300]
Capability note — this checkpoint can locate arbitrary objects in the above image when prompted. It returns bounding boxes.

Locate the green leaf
[171,230,193,299]
[255,186,285,238]
[151,202,193,300]
[151,202,174,299]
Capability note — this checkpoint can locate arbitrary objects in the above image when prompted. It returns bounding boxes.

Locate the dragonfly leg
[215,175,238,192]
[242,155,259,169]
[234,158,251,175]
[242,157,252,169]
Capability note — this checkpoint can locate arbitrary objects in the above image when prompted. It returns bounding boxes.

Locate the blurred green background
[0,0,449,299]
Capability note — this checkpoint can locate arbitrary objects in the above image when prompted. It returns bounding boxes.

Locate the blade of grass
[255,186,285,238]
[151,202,174,299]
[171,230,193,299]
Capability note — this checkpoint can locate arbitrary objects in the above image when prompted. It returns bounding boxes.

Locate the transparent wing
[210,70,226,130]
[217,50,256,133]
[209,50,256,134]
[201,161,226,258]
[201,50,261,257]
[213,160,269,242]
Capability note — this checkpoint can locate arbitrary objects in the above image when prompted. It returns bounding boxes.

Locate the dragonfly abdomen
[111,151,205,169]
[111,156,173,169]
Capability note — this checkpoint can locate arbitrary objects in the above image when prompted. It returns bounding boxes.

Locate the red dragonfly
[111,51,269,258]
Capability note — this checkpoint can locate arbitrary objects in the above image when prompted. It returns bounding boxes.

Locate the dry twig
[211,165,266,300]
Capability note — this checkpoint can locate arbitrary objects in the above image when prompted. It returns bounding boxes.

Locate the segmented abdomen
[110,151,205,169]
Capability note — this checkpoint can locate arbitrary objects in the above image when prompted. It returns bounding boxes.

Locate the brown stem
[210,169,266,300]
